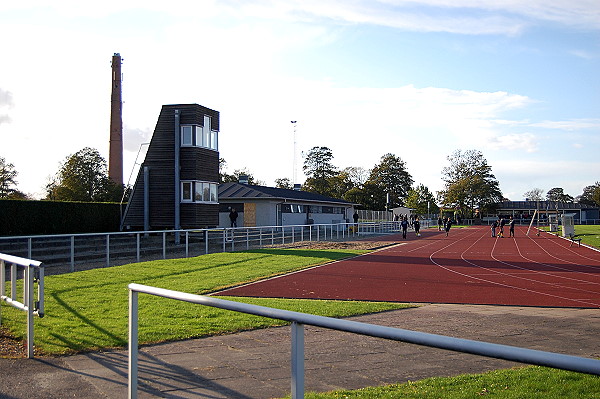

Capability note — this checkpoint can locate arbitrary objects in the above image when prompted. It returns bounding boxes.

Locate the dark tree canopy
[274,177,292,189]
[523,188,545,202]
[546,187,574,203]
[0,156,27,199]
[45,147,125,202]
[365,153,413,208]
[577,182,600,206]
[405,184,439,216]
[302,146,338,196]
[439,149,502,217]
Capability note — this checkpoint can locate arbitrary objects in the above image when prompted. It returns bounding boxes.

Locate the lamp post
[291,121,297,185]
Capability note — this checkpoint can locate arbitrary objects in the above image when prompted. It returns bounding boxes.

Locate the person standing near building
[438,216,443,231]
[509,216,516,237]
[413,216,421,237]
[229,207,238,228]
[491,219,498,237]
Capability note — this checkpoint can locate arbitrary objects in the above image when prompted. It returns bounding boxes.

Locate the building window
[181,126,193,146]
[182,181,193,201]
[181,181,219,203]
[181,123,219,151]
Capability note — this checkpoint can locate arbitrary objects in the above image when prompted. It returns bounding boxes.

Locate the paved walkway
[1,304,599,398]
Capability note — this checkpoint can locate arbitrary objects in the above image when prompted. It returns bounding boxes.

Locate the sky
[0,1,599,202]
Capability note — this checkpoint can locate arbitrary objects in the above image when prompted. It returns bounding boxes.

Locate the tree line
[1,147,599,218]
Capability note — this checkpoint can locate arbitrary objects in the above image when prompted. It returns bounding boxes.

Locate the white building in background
[218,182,356,228]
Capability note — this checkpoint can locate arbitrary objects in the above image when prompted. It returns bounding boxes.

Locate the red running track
[219,226,600,308]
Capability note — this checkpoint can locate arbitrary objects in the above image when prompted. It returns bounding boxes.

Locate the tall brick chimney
[109,53,123,185]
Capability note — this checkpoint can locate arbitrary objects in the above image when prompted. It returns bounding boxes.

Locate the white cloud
[530,119,600,131]
[486,133,538,152]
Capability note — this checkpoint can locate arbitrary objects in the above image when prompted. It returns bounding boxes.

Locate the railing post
[185,231,189,258]
[136,233,140,263]
[106,235,110,268]
[291,321,305,399]
[128,289,139,399]
[70,236,75,273]
[0,260,4,325]
[205,230,209,254]
[11,264,16,301]
[25,266,34,358]
[163,232,167,259]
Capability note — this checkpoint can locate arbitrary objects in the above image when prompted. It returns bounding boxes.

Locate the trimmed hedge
[0,200,122,236]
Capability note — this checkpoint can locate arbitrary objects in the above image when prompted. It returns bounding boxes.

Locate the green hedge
[0,200,122,236]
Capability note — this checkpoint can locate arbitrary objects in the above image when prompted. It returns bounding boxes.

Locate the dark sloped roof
[219,182,353,205]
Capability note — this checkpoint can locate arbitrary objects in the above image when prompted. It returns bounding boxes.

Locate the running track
[219,226,600,308]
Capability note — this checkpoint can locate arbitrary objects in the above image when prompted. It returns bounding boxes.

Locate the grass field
[539,224,600,248]
[574,225,600,248]
[1,248,410,355]
[296,366,600,399]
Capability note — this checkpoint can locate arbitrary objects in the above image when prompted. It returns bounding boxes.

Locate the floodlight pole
[291,121,297,185]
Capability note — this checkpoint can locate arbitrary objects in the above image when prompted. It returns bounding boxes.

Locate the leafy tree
[275,178,292,189]
[365,153,413,208]
[593,187,600,207]
[546,187,574,203]
[439,149,502,217]
[405,184,439,216]
[0,156,27,199]
[45,147,125,202]
[523,188,544,202]
[219,159,264,185]
[576,182,600,206]
[341,166,369,187]
[344,181,385,210]
[221,168,262,185]
[302,146,338,196]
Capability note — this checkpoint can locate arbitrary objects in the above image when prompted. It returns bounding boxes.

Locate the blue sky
[0,1,598,201]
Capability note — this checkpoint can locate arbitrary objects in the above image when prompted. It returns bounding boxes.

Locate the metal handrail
[0,222,400,274]
[0,252,45,358]
[128,283,600,399]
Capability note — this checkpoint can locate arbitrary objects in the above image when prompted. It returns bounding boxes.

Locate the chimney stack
[109,53,123,185]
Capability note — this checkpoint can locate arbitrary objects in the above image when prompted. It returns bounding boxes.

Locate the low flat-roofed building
[218,182,356,228]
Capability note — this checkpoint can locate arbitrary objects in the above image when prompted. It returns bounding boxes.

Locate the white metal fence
[128,284,600,399]
[0,222,400,275]
[0,253,45,358]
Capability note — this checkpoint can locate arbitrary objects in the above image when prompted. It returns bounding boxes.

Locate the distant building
[121,104,220,230]
[218,182,356,228]
[495,200,599,223]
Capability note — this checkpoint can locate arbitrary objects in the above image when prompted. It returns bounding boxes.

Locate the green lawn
[1,248,410,355]
[573,225,600,248]
[294,366,600,399]
[539,224,600,249]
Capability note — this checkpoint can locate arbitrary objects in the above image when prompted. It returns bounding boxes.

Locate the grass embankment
[1,248,409,355]
[573,225,600,248]
[295,366,600,399]
[540,224,600,248]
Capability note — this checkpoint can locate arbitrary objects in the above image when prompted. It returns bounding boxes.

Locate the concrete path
[1,304,599,398]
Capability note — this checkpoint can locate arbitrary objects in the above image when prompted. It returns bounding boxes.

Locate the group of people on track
[399,216,423,239]
[491,216,516,238]
[437,217,452,236]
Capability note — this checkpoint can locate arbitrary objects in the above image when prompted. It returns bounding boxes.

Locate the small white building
[218,182,356,228]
